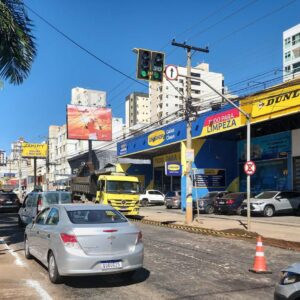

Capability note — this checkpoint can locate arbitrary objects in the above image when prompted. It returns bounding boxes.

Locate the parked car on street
[24,204,144,283]
[274,262,300,300]
[0,191,20,212]
[18,191,72,226]
[140,190,165,206]
[240,191,300,217]
[194,191,229,214]
[215,192,248,215]
[165,191,181,209]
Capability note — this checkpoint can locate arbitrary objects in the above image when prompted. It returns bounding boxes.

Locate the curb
[130,218,254,239]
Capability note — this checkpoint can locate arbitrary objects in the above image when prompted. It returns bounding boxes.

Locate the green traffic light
[141,70,148,78]
[153,72,160,79]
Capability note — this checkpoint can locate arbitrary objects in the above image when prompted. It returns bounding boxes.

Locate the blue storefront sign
[193,169,226,188]
[165,162,182,176]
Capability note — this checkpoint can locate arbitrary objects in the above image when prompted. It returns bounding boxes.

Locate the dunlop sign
[249,85,300,118]
[22,143,48,158]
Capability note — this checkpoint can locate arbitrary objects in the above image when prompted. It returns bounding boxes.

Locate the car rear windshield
[255,191,278,199]
[67,209,128,224]
[44,192,72,205]
[223,193,243,199]
[0,194,18,201]
[203,192,218,198]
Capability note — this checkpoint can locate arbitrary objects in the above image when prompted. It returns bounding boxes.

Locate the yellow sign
[200,108,242,137]
[168,164,180,171]
[241,84,300,121]
[148,130,165,147]
[153,152,181,167]
[22,143,47,158]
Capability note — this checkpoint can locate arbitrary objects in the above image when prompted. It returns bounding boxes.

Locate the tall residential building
[71,87,106,107]
[149,63,224,124]
[283,24,300,81]
[125,92,150,128]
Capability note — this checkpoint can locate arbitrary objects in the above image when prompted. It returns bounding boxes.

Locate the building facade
[125,92,150,128]
[117,79,300,209]
[283,24,300,81]
[149,63,224,125]
[71,87,106,107]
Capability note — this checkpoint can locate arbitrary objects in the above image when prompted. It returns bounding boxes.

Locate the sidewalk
[138,208,300,243]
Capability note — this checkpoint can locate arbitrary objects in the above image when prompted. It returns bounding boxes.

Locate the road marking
[25,280,53,300]
[0,238,25,267]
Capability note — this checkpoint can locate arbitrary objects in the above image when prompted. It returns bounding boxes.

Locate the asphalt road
[1,212,300,300]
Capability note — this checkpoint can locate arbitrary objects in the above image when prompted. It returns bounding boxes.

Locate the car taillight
[60,233,80,249]
[37,198,42,213]
[226,199,235,205]
[136,231,142,244]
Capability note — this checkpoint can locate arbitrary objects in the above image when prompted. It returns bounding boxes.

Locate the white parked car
[140,190,165,206]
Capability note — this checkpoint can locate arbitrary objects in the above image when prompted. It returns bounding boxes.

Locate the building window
[285,51,291,61]
[192,89,200,94]
[179,79,184,84]
[191,81,200,86]
[285,37,291,47]
[292,33,300,46]
[191,72,200,78]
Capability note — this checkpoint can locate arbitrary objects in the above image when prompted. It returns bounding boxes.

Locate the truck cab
[96,173,140,216]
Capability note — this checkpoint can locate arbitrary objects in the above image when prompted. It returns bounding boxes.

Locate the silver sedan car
[24,204,144,283]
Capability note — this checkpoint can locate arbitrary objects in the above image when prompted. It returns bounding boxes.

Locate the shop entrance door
[293,157,300,191]
[154,167,181,194]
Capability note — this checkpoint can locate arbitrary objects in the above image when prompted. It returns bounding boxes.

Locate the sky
[1,0,300,153]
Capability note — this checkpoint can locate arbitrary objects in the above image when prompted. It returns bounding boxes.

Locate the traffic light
[137,49,151,80]
[150,51,164,82]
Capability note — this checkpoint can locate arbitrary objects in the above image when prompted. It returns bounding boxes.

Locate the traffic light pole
[171,40,209,224]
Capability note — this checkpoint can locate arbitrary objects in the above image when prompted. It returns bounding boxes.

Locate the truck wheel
[296,205,300,216]
[141,199,149,207]
[263,205,275,217]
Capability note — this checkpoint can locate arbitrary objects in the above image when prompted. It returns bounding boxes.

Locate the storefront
[117,79,300,209]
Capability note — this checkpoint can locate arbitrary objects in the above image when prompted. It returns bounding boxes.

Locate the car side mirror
[275,196,281,200]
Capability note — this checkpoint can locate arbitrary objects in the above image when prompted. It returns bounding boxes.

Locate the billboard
[67,105,112,141]
[22,143,47,158]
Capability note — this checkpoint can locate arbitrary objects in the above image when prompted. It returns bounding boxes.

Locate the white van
[18,191,72,226]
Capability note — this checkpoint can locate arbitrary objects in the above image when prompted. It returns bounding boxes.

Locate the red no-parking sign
[244,160,256,176]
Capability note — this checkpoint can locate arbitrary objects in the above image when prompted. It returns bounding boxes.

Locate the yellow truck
[96,173,140,216]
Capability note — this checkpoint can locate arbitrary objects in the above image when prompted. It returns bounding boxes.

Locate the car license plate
[5,201,12,204]
[101,260,122,269]
[219,201,224,205]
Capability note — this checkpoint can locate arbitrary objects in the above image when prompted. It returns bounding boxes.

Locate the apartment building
[71,87,106,107]
[283,24,300,81]
[149,63,224,124]
[125,92,150,128]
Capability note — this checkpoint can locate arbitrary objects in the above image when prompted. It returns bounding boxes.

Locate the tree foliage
[0,0,36,85]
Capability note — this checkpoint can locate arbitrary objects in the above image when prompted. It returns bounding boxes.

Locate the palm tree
[0,0,36,85]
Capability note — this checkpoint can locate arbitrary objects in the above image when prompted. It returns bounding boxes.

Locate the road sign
[165,65,178,81]
[244,160,256,176]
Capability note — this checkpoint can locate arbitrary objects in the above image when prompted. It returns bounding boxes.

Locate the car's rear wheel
[236,207,242,216]
[48,252,62,284]
[141,199,149,207]
[296,205,300,216]
[24,237,32,259]
[205,205,214,214]
[166,205,172,209]
[263,205,275,217]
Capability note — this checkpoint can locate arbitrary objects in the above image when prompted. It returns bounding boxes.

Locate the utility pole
[171,40,209,224]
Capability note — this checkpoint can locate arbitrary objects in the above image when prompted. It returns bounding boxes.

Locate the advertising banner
[200,108,242,137]
[67,105,112,141]
[165,162,182,176]
[241,84,300,122]
[22,143,47,158]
